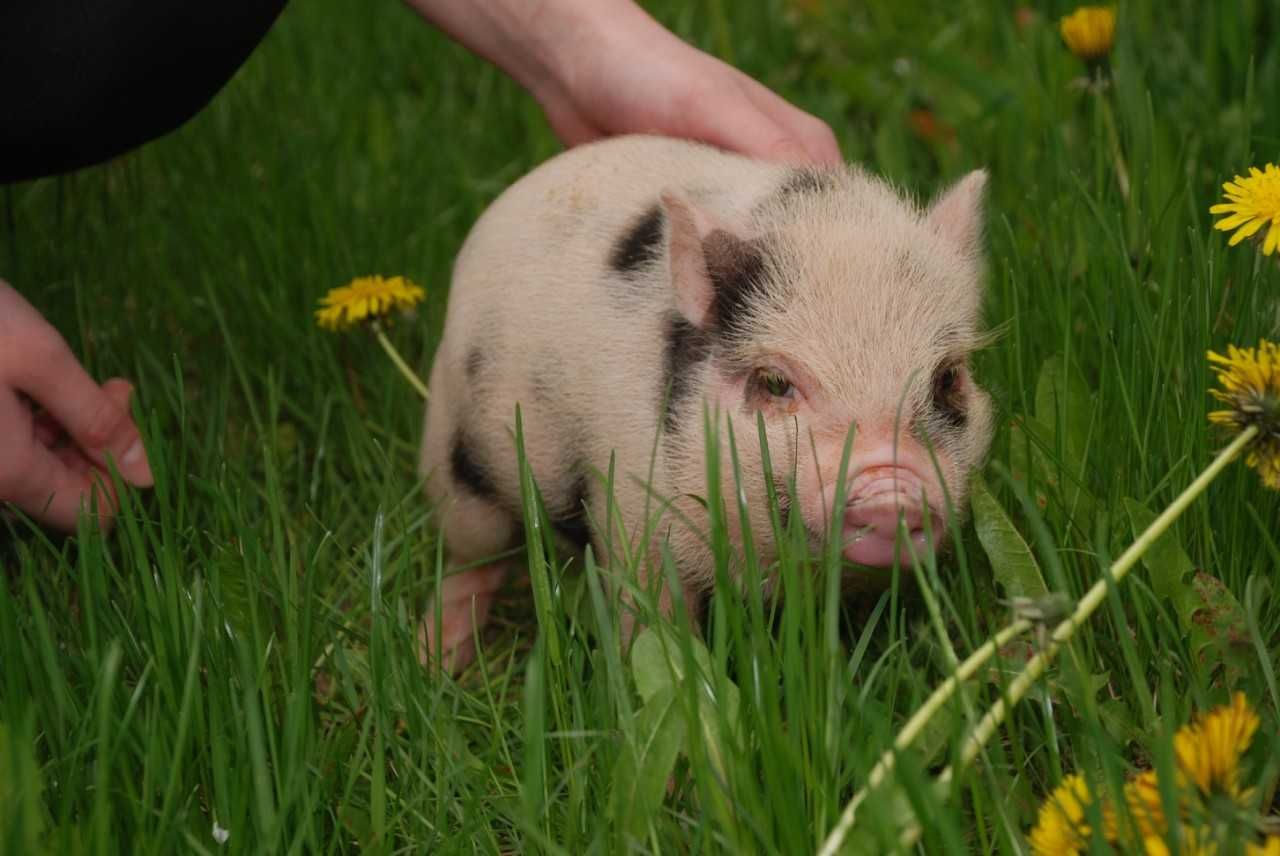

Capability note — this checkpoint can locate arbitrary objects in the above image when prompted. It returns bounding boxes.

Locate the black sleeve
[0,1,287,183]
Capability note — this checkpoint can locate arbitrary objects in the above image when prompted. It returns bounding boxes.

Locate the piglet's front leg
[617,522,711,651]
[418,562,510,673]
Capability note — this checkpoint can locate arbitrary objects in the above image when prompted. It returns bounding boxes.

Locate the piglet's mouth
[841,467,942,567]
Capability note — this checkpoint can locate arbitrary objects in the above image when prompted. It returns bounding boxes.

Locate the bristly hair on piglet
[419,135,994,671]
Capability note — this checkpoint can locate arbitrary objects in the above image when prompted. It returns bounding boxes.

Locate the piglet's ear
[661,191,762,332]
[660,190,720,328]
[926,169,988,251]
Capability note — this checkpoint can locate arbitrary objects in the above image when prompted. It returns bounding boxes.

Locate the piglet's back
[440,135,791,361]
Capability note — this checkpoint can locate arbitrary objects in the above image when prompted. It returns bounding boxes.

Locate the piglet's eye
[935,365,957,393]
[756,369,795,399]
[931,362,966,427]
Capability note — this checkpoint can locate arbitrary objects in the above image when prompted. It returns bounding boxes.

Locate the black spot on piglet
[660,313,712,434]
[778,168,836,199]
[704,230,769,339]
[465,347,485,380]
[609,204,665,275]
[450,429,498,499]
[551,473,592,549]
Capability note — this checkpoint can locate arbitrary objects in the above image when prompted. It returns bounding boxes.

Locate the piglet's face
[663,169,993,568]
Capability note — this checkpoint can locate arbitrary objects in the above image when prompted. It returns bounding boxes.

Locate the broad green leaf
[1031,355,1098,528]
[632,627,740,719]
[971,474,1048,598]
[908,687,969,769]
[1122,497,1196,605]
[842,782,921,855]
[1034,354,1094,466]
[610,686,686,840]
[1057,669,1113,717]
[630,627,742,783]
[1097,698,1147,747]
[1124,498,1251,681]
[1008,415,1098,531]
[1188,571,1253,684]
[630,628,677,705]
[1124,496,1207,652]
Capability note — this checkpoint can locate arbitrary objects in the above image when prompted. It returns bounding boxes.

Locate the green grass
[3,0,1279,852]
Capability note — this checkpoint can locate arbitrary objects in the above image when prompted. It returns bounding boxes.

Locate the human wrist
[406,0,656,105]
[518,0,657,87]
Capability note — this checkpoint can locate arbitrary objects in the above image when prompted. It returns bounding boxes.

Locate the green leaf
[1034,354,1094,466]
[1123,495,1206,653]
[1188,571,1253,684]
[842,782,921,855]
[1008,414,1098,531]
[610,686,687,841]
[971,474,1048,598]
[1096,698,1147,747]
[630,627,677,705]
[1123,497,1252,682]
[908,689,969,769]
[1030,355,1098,528]
[630,627,742,784]
[1122,497,1196,605]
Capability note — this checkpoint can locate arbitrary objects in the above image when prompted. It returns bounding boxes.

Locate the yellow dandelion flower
[1247,837,1280,856]
[1172,693,1259,799]
[1142,827,1217,856]
[315,275,430,399]
[1060,6,1116,61]
[1029,774,1104,856]
[1207,341,1280,490]
[1211,164,1280,256]
[315,275,426,331]
[1125,770,1169,840]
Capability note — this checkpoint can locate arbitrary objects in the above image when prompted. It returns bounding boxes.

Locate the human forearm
[404,0,840,164]
[403,0,644,96]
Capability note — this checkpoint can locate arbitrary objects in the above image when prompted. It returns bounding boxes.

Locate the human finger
[735,71,842,166]
[676,76,812,164]
[0,387,118,531]
[3,330,153,487]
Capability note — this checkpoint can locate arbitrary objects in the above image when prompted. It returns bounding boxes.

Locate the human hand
[407,0,841,166]
[0,281,153,531]
[527,2,842,166]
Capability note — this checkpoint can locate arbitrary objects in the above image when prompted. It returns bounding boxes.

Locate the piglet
[419,135,994,669]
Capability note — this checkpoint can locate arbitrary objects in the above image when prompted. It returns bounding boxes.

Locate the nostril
[840,504,938,567]
[844,502,924,537]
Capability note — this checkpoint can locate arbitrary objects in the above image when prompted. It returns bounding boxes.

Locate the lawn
[2,0,1279,853]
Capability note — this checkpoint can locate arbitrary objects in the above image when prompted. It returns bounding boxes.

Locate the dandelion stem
[816,618,1034,856]
[373,322,429,400]
[1096,83,1130,200]
[818,425,1259,855]
[893,425,1260,851]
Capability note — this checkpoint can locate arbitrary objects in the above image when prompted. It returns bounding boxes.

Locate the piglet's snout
[841,466,938,567]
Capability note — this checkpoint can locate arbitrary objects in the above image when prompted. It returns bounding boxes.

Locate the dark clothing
[1,1,286,183]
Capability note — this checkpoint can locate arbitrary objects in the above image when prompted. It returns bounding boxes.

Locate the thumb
[14,354,154,487]
[95,379,154,485]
